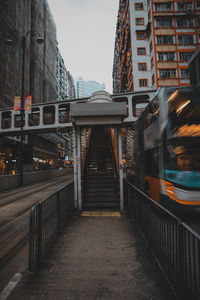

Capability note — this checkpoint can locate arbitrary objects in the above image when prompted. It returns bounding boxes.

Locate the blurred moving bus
[134,86,200,212]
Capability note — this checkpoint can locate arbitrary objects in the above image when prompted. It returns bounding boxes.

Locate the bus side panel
[144,175,161,203]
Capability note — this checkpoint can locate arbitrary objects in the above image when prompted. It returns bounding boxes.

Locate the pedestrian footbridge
[0,90,156,212]
[0,90,156,136]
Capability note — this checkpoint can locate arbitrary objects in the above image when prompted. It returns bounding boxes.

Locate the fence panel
[124,181,200,300]
[29,182,74,271]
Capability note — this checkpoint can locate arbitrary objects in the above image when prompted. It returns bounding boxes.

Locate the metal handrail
[29,182,74,271]
[109,128,119,179]
[124,180,200,300]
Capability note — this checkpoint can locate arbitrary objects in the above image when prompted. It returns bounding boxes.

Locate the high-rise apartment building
[56,46,75,100]
[0,0,57,107]
[0,0,71,174]
[67,71,76,99]
[113,0,200,93]
[75,77,105,98]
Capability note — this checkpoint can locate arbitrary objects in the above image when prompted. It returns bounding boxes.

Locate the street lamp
[6,30,44,185]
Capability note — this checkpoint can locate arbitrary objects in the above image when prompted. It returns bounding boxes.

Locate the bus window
[2,111,11,129]
[43,106,55,125]
[145,148,159,177]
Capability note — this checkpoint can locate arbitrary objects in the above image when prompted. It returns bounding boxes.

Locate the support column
[118,127,124,211]
[73,127,77,209]
[77,127,82,211]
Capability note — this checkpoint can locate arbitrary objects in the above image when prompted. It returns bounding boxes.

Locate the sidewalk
[7,213,175,300]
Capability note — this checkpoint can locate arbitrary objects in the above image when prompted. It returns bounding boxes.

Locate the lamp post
[6,30,44,185]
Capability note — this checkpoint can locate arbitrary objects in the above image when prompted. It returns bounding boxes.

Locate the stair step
[83,202,120,209]
[85,196,119,200]
[85,186,118,192]
[86,173,115,178]
[85,194,119,200]
[85,180,116,184]
[85,176,116,180]
[85,198,119,204]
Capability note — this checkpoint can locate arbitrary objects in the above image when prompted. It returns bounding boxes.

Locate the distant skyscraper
[75,77,105,98]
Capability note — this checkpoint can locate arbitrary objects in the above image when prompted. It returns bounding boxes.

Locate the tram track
[0,175,73,229]
[0,173,73,269]
[0,173,73,208]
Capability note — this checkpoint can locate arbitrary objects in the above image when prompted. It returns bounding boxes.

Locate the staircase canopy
[70,91,127,126]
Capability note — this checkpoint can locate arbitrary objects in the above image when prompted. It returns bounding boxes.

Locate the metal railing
[124,181,200,300]
[29,182,74,271]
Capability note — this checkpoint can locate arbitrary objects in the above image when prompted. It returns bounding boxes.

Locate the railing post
[29,207,34,271]
[73,127,78,209]
[77,127,82,211]
[57,191,61,233]
[178,222,185,299]
[37,202,43,266]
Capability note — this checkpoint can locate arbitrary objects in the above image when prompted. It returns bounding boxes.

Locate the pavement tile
[8,214,175,300]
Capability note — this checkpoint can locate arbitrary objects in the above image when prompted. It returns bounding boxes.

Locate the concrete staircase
[83,127,119,210]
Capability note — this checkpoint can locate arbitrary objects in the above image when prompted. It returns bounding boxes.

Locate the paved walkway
[6,213,175,300]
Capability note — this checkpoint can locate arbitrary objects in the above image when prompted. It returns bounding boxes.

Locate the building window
[159,69,177,79]
[151,57,154,68]
[152,74,155,85]
[197,16,200,27]
[136,18,144,25]
[157,52,175,61]
[135,2,144,10]
[156,35,174,44]
[136,32,146,40]
[155,17,173,27]
[138,63,147,71]
[154,2,172,11]
[180,68,189,78]
[179,51,194,61]
[178,35,194,45]
[137,47,146,55]
[177,2,193,11]
[139,79,148,87]
[176,18,194,28]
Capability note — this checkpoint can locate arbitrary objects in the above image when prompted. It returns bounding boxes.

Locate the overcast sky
[47,0,119,93]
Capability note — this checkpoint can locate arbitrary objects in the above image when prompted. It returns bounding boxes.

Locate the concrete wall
[0,167,73,192]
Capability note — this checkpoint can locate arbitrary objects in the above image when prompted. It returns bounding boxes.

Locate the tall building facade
[0,0,69,174]
[67,71,76,99]
[113,0,200,93]
[75,77,105,98]
[0,0,57,107]
[56,45,75,100]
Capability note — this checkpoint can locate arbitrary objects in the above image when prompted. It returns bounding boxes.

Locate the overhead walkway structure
[0,90,156,211]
